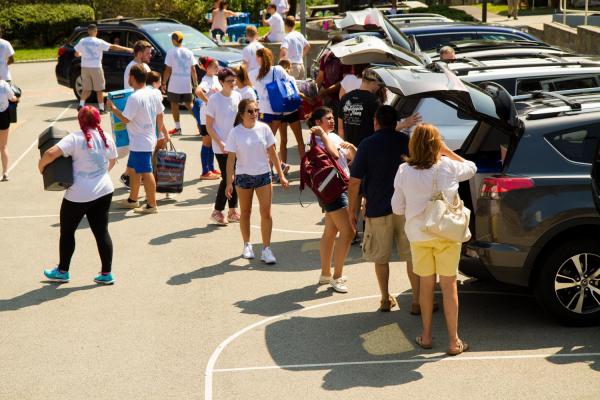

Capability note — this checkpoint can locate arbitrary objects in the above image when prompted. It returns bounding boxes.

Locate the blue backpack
[265,69,301,113]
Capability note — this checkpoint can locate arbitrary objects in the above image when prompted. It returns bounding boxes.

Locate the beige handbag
[422,165,472,243]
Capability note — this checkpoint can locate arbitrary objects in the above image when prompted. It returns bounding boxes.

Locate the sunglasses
[246,109,259,115]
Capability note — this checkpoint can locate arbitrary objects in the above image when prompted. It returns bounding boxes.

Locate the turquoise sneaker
[43,267,70,283]
[94,273,115,285]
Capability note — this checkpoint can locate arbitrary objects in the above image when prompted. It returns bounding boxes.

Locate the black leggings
[59,192,113,273]
[214,153,237,211]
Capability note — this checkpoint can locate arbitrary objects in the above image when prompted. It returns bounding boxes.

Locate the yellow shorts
[362,214,411,263]
[410,239,461,277]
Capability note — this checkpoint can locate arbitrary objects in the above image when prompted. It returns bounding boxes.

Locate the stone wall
[530,22,600,56]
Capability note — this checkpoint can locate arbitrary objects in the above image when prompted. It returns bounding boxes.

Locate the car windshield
[382,17,412,51]
[145,23,217,51]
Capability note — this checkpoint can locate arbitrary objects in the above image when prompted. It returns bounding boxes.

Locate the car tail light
[480,176,534,199]
[58,47,66,57]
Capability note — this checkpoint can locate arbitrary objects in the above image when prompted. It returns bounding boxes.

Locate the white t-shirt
[242,41,264,72]
[148,86,165,140]
[266,13,285,42]
[249,65,291,115]
[0,39,15,81]
[122,87,165,152]
[199,75,222,124]
[236,86,257,101]
[315,132,350,176]
[225,122,276,176]
[205,91,242,154]
[271,0,289,15]
[165,46,197,94]
[281,31,309,64]
[123,61,151,89]
[341,75,362,95]
[0,80,15,113]
[56,130,118,203]
[74,37,111,69]
[391,157,477,242]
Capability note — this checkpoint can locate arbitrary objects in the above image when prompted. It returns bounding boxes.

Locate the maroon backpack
[300,133,349,205]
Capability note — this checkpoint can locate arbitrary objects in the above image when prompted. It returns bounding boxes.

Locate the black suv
[56,18,243,100]
[373,65,600,325]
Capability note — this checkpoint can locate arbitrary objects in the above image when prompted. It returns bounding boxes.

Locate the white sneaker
[242,243,255,259]
[261,247,277,264]
[330,277,348,293]
[319,275,347,285]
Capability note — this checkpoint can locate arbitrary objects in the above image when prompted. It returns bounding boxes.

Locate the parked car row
[320,9,600,325]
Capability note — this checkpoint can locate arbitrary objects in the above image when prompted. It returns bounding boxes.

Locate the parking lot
[1,62,599,400]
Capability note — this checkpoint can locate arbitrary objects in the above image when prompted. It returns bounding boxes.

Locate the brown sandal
[447,340,469,356]
[415,336,433,349]
[379,296,397,312]
[410,301,440,315]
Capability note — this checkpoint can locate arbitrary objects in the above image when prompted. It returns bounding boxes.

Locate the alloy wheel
[554,253,600,314]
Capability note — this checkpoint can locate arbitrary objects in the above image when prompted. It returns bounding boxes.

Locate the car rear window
[517,75,600,95]
[545,127,600,164]
[415,33,478,52]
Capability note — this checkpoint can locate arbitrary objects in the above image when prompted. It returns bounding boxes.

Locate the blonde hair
[404,124,443,169]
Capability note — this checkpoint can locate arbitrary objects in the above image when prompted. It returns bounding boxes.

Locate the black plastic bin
[38,126,73,191]
[8,84,21,123]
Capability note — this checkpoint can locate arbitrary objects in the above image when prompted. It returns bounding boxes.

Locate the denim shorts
[320,192,349,213]
[259,112,283,123]
[235,173,272,189]
[127,151,153,174]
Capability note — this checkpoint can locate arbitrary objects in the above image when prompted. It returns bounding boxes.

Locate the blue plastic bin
[227,23,249,42]
[227,13,250,25]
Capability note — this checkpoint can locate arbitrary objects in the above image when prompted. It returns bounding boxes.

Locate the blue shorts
[127,151,153,174]
[259,112,283,123]
[235,173,272,189]
[320,192,349,213]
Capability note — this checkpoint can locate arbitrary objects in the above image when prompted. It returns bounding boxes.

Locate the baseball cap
[172,31,184,42]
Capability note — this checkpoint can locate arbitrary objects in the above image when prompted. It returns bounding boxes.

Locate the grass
[14,47,58,62]
[475,3,556,16]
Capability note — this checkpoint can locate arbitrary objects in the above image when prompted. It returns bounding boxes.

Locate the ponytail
[78,106,109,150]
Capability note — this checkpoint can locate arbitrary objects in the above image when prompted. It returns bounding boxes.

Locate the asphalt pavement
[0,62,599,399]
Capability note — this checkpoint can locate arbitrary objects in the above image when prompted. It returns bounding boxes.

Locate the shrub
[0,3,95,47]
[409,6,477,22]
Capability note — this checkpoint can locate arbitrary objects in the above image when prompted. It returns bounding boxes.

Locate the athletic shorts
[319,192,349,213]
[259,112,283,123]
[290,63,306,80]
[127,151,153,174]
[410,239,462,277]
[167,92,193,103]
[281,111,299,124]
[235,173,272,189]
[81,68,105,91]
[0,109,10,130]
[362,214,411,264]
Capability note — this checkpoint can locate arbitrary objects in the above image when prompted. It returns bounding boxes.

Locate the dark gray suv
[374,65,600,325]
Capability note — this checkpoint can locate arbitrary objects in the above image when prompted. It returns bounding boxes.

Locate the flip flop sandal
[415,336,433,350]
[379,296,397,312]
[447,340,469,356]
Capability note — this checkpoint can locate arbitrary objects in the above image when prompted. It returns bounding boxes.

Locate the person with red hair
[38,106,118,284]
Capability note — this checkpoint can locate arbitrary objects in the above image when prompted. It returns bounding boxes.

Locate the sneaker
[43,267,70,283]
[242,243,255,259]
[211,170,222,176]
[120,173,130,187]
[319,275,347,285]
[77,105,83,112]
[261,247,277,264]
[98,109,107,115]
[201,171,220,180]
[118,198,140,209]
[169,128,182,136]
[330,277,348,293]
[94,273,115,285]
[1,174,8,182]
[133,205,158,214]
[210,209,228,226]
[281,162,290,176]
[227,209,240,223]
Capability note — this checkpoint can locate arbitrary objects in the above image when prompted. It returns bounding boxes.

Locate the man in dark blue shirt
[348,105,421,313]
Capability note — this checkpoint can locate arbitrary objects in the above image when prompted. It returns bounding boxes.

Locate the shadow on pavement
[260,283,600,390]
[0,283,103,312]
[149,225,220,245]
[235,284,335,316]
[38,99,75,109]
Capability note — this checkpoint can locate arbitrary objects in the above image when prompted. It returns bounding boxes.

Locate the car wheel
[535,239,600,326]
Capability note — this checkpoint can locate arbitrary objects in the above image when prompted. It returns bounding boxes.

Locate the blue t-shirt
[350,128,409,218]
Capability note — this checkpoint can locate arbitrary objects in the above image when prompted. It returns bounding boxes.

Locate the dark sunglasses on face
[246,109,259,115]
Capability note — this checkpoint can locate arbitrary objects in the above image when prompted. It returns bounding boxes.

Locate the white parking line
[7,104,72,175]
[204,291,536,400]
[213,352,600,373]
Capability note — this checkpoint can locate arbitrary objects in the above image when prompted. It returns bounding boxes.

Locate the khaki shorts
[410,239,462,277]
[81,68,105,91]
[290,63,305,80]
[363,214,411,263]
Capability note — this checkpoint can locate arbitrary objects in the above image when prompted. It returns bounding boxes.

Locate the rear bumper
[459,241,531,287]
[55,63,70,88]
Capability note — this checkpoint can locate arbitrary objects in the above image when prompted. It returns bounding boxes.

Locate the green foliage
[410,5,477,22]
[0,3,95,47]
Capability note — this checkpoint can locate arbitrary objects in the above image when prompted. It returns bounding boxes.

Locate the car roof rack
[95,17,180,25]
[514,88,600,119]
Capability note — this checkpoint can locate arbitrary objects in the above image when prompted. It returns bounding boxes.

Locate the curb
[15,58,56,64]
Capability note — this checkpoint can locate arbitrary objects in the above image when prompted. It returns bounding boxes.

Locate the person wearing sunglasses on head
[225,99,288,264]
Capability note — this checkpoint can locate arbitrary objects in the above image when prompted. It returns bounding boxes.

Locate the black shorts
[281,111,300,124]
[167,92,193,103]
[0,109,10,130]
[200,124,209,137]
